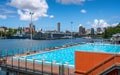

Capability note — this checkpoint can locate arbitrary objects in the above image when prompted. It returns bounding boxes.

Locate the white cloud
[8,15,16,18]
[78,24,82,28]
[80,9,87,13]
[0,9,16,14]
[0,15,7,19]
[87,21,91,25]
[112,23,119,27]
[111,16,119,19]
[79,24,82,26]
[49,15,54,18]
[91,19,110,28]
[87,0,93,1]
[56,0,86,5]
[7,0,48,21]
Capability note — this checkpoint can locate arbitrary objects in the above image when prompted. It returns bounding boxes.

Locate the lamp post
[71,22,73,44]
[29,12,34,40]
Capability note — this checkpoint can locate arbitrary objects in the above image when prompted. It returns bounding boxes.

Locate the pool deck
[0,55,74,75]
[0,44,79,75]
[0,58,74,75]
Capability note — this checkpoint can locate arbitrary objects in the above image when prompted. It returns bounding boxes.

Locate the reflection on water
[0,38,96,50]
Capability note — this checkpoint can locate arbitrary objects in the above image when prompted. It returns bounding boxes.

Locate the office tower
[57,22,60,32]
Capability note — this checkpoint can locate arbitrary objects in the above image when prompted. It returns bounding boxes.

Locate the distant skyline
[0,0,120,32]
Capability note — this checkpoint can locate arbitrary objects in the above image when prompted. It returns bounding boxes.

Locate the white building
[0,27,6,32]
[111,33,120,44]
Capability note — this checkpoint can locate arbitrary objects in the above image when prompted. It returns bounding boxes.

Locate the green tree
[102,23,120,38]
[6,28,17,36]
[103,28,108,38]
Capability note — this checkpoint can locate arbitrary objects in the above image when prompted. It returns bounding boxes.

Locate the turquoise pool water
[18,43,120,67]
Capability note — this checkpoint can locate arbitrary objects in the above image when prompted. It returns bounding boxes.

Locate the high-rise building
[23,23,35,34]
[91,28,94,35]
[86,29,91,35]
[23,27,30,33]
[57,22,60,32]
[83,27,86,34]
[97,27,102,34]
[79,26,83,35]
[79,26,85,35]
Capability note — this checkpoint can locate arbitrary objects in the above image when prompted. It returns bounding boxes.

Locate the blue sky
[0,0,120,32]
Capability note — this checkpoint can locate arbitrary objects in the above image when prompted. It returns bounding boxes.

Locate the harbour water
[0,38,102,50]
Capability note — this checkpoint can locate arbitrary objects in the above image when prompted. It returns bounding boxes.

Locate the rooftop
[75,51,120,75]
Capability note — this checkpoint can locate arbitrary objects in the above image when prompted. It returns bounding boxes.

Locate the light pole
[71,22,73,44]
[30,12,34,40]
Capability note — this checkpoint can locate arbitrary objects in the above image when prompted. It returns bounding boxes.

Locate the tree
[103,28,108,38]
[6,28,17,37]
[102,23,120,38]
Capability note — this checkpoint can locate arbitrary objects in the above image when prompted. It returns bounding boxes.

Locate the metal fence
[0,44,76,75]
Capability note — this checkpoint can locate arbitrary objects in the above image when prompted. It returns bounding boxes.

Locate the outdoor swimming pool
[16,43,120,67]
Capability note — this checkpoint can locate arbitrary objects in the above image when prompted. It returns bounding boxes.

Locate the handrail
[99,63,120,75]
[85,54,120,74]
[75,70,86,74]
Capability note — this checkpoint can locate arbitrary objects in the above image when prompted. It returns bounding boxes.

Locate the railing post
[59,63,60,75]
[66,62,69,75]
[41,59,44,74]
[18,57,20,70]
[6,49,8,67]
[59,62,64,75]
[51,61,53,75]
[52,60,56,75]
[12,49,15,69]
[25,57,27,71]
[33,58,35,73]
[12,56,13,68]
[68,66,69,75]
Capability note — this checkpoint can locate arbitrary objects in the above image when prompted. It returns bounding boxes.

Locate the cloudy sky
[0,0,120,31]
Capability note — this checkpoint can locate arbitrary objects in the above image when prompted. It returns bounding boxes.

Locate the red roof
[75,51,120,75]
